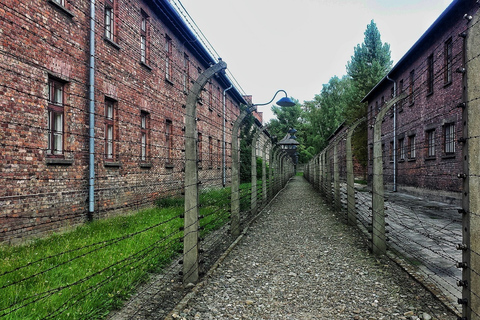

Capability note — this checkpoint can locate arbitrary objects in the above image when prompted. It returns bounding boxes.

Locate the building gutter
[88,0,96,217]
[222,85,233,187]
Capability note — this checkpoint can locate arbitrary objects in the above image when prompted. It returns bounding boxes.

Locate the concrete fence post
[372,93,406,255]
[325,148,332,204]
[320,151,326,196]
[346,118,366,226]
[333,139,341,212]
[230,108,248,237]
[269,144,276,200]
[251,127,267,216]
[262,141,269,205]
[183,60,227,284]
[464,14,480,320]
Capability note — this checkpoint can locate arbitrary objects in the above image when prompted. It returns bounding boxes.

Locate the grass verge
[0,186,237,320]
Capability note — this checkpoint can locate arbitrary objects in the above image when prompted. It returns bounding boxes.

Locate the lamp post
[230,90,295,237]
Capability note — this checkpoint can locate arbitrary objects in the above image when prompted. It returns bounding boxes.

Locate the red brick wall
[365,3,477,197]
[0,0,240,244]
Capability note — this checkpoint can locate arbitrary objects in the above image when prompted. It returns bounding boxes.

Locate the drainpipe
[386,76,396,192]
[88,0,96,218]
[222,85,233,187]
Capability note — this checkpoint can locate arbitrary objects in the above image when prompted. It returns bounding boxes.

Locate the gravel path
[169,176,457,320]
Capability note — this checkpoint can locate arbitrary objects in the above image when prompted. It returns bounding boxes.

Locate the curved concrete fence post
[372,92,406,255]
[346,118,366,226]
[184,60,227,284]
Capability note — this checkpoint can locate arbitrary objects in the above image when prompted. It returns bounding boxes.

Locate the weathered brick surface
[363,3,478,200]
[0,0,241,244]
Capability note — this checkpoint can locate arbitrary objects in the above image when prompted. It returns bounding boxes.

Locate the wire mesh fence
[305,9,480,318]
[0,1,296,318]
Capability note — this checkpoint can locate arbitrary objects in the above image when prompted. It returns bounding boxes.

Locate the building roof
[278,133,300,146]
[361,0,466,103]
[151,0,248,105]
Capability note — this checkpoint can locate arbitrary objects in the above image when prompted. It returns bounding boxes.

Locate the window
[141,111,149,161]
[140,10,149,64]
[47,78,65,156]
[389,141,394,162]
[183,53,189,92]
[444,123,455,154]
[409,69,415,105]
[105,98,116,160]
[398,79,404,108]
[445,38,453,85]
[198,132,202,164]
[217,139,221,168]
[398,138,405,161]
[166,119,173,164]
[209,136,213,168]
[165,35,173,81]
[427,129,436,157]
[104,0,116,42]
[408,135,416,159]
[52,0,65,5]
[427,54,434,95]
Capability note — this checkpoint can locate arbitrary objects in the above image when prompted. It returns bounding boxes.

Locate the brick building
[0,0,249,243]
[362,0,478,203]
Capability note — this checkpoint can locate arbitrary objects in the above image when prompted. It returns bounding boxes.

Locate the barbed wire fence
[305,13,480,320]
[0,1,295,319]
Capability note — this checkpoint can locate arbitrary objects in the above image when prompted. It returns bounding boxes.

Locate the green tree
[303,76,353,154]
[267,99,303,141]
[344,20,392,168]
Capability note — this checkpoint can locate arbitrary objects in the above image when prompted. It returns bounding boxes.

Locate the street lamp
[250,89,296,111]
[230,90,295,237]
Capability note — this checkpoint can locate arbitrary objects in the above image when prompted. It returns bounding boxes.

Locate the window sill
[442,154,456,160]
[444,81,452,88]
[398,159,405,163]
[408,102,415,108]
[165,163,174,169]
[104,161,122,167]
[165,78,174,86]
[48,0,75,18]
[104,37,121,50]
[140,163,153,169]
[46,157,74,165]
[140,61,152,71]
[425,156,436,161]
[407,158,416,162]
[426,91,434,97]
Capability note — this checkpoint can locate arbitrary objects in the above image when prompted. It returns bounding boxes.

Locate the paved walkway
[167,176,456,320]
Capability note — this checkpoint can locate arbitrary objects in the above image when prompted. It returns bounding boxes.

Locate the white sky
[175,0,454,122]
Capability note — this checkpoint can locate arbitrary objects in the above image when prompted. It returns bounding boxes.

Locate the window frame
[427,54,434,95]
[398,137,405,161]
[165,119,173,165]
[408,135,416,159]
[444,38,453,85]
[47,77,65,157]
[104,0,116,43]
[209,136,213,169]
[140,9,149,65]
[140,111,150,162]
[444,123,456,154]
[426,129,436,158]
[409,69,415,105]
[104,98,116,161]
[198,132,203,166]
[183,53,189,92]
[165,34,173,82]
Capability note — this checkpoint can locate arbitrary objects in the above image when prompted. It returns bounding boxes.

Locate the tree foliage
[344,20,392,168]
[265,20,391,167]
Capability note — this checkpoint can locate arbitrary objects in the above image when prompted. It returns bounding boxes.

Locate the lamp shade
[276,96,296,107]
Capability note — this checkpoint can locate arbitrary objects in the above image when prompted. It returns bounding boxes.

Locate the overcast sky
[174,0,454,122]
